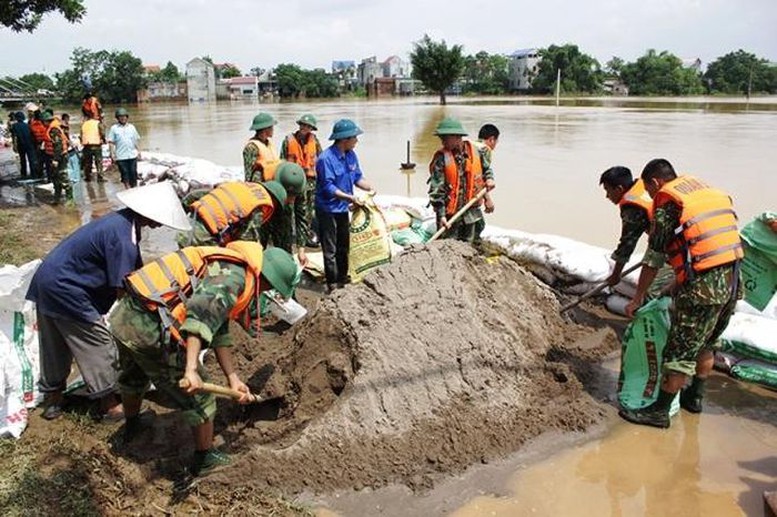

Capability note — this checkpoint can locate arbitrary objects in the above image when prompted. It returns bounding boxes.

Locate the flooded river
[124,95,777,249]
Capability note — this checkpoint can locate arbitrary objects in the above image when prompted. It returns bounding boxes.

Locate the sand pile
[210,240,615,493]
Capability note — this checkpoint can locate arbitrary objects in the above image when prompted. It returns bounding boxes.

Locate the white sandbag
[0,333,28,438]
[373,194,435,221]
[719,312,777,363]
[606,294,631,316]
[0,260,40,311]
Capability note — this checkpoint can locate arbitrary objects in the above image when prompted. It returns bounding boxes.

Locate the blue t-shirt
[315,145,363,214]
[107,123,140,160]
[26,209,142,323]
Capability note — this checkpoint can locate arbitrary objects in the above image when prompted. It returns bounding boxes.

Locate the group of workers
[600,159,747,429]
[19,103,756,483]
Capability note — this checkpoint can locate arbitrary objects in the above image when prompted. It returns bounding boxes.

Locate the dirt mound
[210,240,617,493]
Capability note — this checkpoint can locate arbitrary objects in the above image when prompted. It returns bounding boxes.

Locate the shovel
[559,262,643,313]
[178,378,261,403]
[428,188,488,242]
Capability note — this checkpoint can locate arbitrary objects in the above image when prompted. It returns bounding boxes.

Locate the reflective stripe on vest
[81,119,101,145]
[618,179,653,224]
[285,133,318,177]
[190,182,275,244]
[430,140,484,216]
[124,242,264,344]
[654,175,743,284]
[246,139,280,182]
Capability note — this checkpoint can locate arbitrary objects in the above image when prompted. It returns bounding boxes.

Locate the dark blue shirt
[315,144,363,214]
[10,121,34,150]
[26,209,142,323]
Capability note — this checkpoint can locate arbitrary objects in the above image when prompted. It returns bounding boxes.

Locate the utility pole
[555,68,561,107]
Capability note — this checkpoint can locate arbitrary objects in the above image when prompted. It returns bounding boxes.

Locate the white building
[186,57,216,102]
[508,48,540,91]
[382,55,411,78]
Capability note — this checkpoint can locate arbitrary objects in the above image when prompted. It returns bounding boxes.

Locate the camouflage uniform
[110,261,252,426]
[280,132,323,241]
[49,124,73,200]
[260,201,310,254]
[643,202,742,377]
[611,205,650,265]
[428,144,494,243]
[175,190,267,248]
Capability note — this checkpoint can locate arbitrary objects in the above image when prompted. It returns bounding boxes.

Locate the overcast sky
[1,0,775,76]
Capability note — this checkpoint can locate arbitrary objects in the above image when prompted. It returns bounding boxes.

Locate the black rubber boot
[619,389,674,429]
[680,376,705,414]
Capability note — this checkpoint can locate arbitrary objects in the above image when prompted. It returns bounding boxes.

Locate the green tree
[605,56,625,78]
[0,0,85,32]
[410,34,465,105]
[218,63,241,79]
[531,44,603,94]
[462,51,510,95]
[18,72,56,91]
[55,47,146,103]
[274,64,338,98]
[620,49,704,95]
[157,61,182,83]
[704,49,777,95]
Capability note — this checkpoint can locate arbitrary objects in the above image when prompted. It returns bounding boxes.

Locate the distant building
[186,57,216,102]
[357,56,382,87]
[143,64,161,76]
[332,60,358,91]
[508,48,540,91]
[137,81,187,102]
[603,79,629,96]
[382,55,411,78]
[223,76,259,99]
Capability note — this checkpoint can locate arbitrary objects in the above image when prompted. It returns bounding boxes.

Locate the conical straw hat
[116,181,191,231]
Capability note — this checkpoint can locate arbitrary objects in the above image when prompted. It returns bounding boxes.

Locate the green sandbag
[617,297,679,414]
[740,214,777,310]
[718,338,777,364]
[730,360,777,390]
[391,224,431,246]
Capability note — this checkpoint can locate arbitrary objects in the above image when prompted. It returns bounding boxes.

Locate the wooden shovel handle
[178,378,256,402]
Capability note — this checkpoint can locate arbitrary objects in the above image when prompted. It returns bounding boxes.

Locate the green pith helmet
[275,162,306,195]
[434,117,468,136]
[262,180,288,205]
[261,247,297,298]
[329,118,363,140]
[40,111,55,122]
[115,107,129,118]
[296,113,318,130]
[250,112,277,131]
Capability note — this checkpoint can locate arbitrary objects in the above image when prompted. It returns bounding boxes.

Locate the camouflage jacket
[611,204,650,264]
[428,144,494,224]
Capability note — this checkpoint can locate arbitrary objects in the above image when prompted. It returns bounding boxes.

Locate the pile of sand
[210,240,616,493]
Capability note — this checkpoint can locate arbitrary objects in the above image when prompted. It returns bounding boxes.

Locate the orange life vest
[653,175,743,284]
[81,96,101,118]
[124,242,264,345]
[284,133,318,178]
[618,179,654,225]
[189,182,275,244]
[430,140,484,216]
[245,139,280,182]
[44,119,70,157]
[30,119,48,145]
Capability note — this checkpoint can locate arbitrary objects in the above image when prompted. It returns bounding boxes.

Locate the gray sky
[1,0,775,76]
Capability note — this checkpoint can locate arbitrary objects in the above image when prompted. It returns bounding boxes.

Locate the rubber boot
[191,448,231,476]
[619,389,674,429]
[680,376,705,414]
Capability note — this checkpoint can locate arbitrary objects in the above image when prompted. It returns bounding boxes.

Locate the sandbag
[739,214,777,312]
[730,359,777,390]
[348,201,392,282]
[617,297,679,415]
[380,207,412,232]
[719,312,777,364]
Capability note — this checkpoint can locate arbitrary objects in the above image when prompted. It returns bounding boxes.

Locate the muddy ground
[0,150,623,516]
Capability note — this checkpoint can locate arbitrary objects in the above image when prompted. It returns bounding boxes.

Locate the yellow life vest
[245,138,280,182]
[80,119,102,146]
[618,179,654,224]
[124,242,264,345]
[653,175,743,284]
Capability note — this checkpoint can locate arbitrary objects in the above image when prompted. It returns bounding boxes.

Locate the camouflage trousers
[303,176,316,236]
[111,300,216,426]
[52,159,73,200]
[260,211,294,253]
[663,271,740,377]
